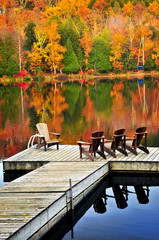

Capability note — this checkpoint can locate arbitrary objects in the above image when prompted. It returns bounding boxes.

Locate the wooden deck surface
[1,145,159,239]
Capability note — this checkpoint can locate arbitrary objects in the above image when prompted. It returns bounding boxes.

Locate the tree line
[0,0,159,76]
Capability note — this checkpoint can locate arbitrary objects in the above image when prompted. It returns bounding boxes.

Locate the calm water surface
[63,186,159,240]
[39,173,159,240]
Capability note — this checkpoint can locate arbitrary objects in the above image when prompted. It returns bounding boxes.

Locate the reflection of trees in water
[0,78,159,149]
[88,82,113,121]
[62,83,87,136]
[0,86,20,128]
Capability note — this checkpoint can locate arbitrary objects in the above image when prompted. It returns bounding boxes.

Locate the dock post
[69,178,74,239]
[69,178,74,219]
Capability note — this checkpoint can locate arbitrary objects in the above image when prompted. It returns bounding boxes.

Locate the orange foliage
[77,6,90,21]
[148,1,159,16]
[122,1,135,17]
[79,32,92,66]
[43,20,66,73]
[53,0,90,17]
[93,0,108,13]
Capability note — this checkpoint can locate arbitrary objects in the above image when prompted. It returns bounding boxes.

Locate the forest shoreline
[58,71,159,82]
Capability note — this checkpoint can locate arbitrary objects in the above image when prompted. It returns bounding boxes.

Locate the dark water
[0,76,159,160]
[41,173,159,240]
[64,188,159,240]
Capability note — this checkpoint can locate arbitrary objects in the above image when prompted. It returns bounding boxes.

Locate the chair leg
[79,147,82,158]
[104,147,116,158]
[125,145,137,155]
[44,143,47,151]
[97,151,106,159]
[117,149,128,156]
[36,142,45,149]
[83,151,94,161]
[138,146,149,154]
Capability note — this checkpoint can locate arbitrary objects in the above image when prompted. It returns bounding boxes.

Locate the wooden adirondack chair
[125,126,149,155]
[104,129,128,158]
[36,123,60,151]
[77,131,106,161]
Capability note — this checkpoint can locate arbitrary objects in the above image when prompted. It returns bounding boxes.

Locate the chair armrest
[49,132,61,139]
[77,141,91,146]
[91,136,105,140]
[104,139,113,143]
[49,132,61,136]
[37,134,45,138]
[126,136,135,140]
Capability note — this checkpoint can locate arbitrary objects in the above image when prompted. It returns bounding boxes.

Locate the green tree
[113,1,121,12]
[59,16,84,71]
[0,35,18,76]
[88,35,112,73]
[63,38,80,73]
[24,20,37,52]
[144,52,156,71]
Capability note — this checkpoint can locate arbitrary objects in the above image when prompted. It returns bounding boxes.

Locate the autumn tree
[28,42,43,72]
[79,31,92,68]
[110,33,125,72]
[0,0,18,14]
[53,0,90,17]
[43,20,66,73]
[8,8,32,71]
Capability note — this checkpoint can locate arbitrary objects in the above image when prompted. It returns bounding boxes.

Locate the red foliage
[18,70,29,77]
[18,82,29,89]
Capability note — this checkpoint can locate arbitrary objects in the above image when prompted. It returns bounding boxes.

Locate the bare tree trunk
[19,36,22,72]
[141,36,145,66]
[137,41,142,67]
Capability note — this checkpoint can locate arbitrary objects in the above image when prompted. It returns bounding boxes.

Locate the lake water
[40,173,159,240]
[0,76,159,160]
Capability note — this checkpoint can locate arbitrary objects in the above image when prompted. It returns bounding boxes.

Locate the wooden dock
[1,145,159,240]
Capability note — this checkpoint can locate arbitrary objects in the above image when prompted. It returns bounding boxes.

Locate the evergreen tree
[88,34,112,73]
[59,16,84,71]
[24,20,37,52]
[144,53,156,71]
[63,38,80,73]
[114,1,121,13]
[0,35,18,76]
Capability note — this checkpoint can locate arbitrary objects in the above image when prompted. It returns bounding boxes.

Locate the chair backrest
[134,186,149,204]
[112,128,125,148]
[91,131,104,152]
[132,126,147,146]
[112,185,128,209]
[36,123,50,141]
